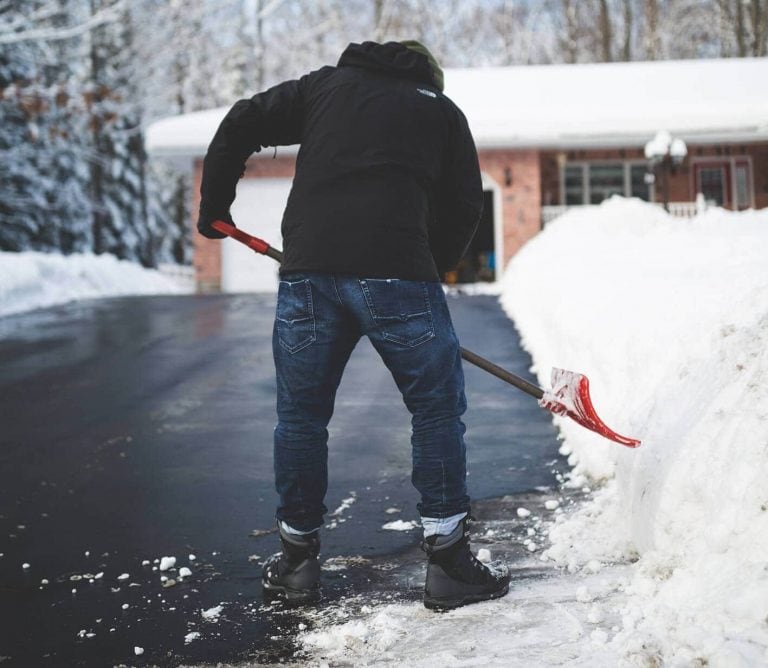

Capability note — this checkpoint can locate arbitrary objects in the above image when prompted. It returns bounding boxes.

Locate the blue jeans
[273,273,471,532]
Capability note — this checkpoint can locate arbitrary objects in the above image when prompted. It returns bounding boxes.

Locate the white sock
[421,512,467,538]
[280,521,321,536]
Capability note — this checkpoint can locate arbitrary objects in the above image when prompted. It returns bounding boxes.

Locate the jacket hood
[338,41,442,91]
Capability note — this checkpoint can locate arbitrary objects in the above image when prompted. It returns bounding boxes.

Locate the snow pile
[300,198,768,666]
[201,605,223,622]
[302,568,626,666]
[502,197,768,665]
[0,250,193,318]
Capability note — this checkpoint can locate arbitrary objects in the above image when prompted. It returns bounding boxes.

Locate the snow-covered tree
[0,1,92,253]
[0,1,188,265]
[84,0,141,262]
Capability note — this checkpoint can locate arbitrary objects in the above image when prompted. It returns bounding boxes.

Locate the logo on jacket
[417,88,437,98]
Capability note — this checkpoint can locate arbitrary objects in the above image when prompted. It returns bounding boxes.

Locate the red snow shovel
[211,220,640,448]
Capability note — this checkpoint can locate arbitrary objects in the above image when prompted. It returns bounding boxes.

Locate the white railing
[542,200,706,225]
[666,201,699,218]
[158,263,196,291]
[541,205,599,224]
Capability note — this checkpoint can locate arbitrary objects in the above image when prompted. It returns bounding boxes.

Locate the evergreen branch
[0,0,124,45]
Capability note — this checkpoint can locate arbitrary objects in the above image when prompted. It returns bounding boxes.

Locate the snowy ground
[298,199,768,667]
[0,250,193,317]
[3,200,766,666]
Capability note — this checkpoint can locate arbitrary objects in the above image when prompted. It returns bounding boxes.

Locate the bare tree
[558,0,582,63]
[597,0,613,61]
[749,0,767,55]
[719,0,768,56]
[621,0,633,60]
[644,0,660,59]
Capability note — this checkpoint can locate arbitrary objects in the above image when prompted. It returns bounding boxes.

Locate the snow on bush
[502,197,768,665]
[0,251,193,318]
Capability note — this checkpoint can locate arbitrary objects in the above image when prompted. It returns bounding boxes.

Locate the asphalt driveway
[0,292,561,665]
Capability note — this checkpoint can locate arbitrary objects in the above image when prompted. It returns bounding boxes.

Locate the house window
[589,164,624,204]
[564,165,584,205]
[734,163,751,209]
[693,158,753,210]
[697,166,726,206]
[561,161,651,205]
[629,165,651,201]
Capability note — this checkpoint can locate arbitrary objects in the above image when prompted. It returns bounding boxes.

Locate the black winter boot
[262,524,321,604]
[422,517,510,610]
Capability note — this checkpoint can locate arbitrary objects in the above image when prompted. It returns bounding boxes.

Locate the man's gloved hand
[197,207,235,239]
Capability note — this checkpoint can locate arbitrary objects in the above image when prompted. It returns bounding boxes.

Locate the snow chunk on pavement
[330,492,357,517]
[184,631,201,644]
[159,556,176,571]
[516,508,531,518]
[201,605,223,622]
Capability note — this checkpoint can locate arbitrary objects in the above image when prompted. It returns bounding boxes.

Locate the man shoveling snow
[198,40,509,610]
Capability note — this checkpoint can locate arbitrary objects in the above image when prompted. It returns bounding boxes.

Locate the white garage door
[222,178,292,293]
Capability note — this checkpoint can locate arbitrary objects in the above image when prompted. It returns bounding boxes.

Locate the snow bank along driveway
[0,251,191,317]
[301,199,768,666]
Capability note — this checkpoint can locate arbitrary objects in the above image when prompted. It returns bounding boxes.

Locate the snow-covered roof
[146,57,768,156]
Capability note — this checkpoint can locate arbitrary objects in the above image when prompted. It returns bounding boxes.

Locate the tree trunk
[736,0,747,56]
[621,0,632,61]
[598,0,612,61]
[373,0,385,41]
[88,0,106,255]
[750,0,767,56]
[561,0,580,63]
[644,0,660,60]
[255,0,264,90]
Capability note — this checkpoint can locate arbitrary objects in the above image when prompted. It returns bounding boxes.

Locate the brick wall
[753,143,768,209]
[191,155,298,291]
[540,142,768,209]
[191,159,220,292]
[478,149,542,268]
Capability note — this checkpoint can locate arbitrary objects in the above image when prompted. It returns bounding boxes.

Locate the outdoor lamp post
[644,131,687,212]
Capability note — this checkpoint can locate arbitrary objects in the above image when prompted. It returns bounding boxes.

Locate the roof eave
[475,128,768,151]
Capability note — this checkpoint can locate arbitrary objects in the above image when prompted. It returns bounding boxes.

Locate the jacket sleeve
[198,75,310,221]
[429,107,484,274]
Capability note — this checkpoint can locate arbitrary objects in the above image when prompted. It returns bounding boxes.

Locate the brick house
[147,57,768,292]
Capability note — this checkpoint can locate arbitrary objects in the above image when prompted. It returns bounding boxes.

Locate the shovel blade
[538,368,640,448]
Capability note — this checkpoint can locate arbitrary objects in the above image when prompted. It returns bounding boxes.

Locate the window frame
[691,156,754,210]
[559,159,654,206]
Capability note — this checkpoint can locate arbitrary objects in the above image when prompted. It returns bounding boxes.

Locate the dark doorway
[443,190,496,284]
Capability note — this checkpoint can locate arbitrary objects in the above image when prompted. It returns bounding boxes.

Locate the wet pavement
[0,292,563,666]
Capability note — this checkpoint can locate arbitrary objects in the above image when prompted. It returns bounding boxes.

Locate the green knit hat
[400,40,444,91]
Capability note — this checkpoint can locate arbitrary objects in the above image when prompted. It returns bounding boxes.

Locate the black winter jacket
[199,41,483,281]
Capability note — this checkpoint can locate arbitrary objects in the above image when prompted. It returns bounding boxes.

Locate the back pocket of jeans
[360,279,435,347]
[277,279,316,354]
